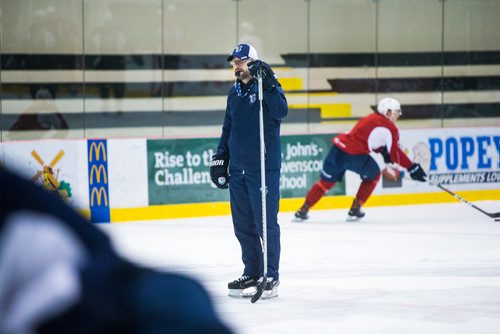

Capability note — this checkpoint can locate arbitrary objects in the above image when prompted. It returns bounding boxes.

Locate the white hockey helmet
[377,97,402,116]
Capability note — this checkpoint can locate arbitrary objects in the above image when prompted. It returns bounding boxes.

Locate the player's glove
[248,60,278,90]
[209,153,229,189]
[408,163,427,182]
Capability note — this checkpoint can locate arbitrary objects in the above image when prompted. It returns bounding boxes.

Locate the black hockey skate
[293,209,309,222]
[347,199,365,221]
[228,276,259,298]
[293,204,310,222]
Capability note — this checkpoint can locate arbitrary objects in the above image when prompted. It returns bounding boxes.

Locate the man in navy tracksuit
[210,44,288,299]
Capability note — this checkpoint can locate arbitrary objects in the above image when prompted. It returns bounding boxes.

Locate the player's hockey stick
[251,73,268,303]
[435,183,500,220]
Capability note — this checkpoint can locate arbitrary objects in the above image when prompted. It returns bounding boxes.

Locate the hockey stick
[434,183,500,220]
[251,73,268,303]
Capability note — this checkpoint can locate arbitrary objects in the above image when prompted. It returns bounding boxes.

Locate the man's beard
[236,70,251,81]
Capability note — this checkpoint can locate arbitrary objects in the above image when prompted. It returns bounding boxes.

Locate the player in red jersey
[294,97,427,221]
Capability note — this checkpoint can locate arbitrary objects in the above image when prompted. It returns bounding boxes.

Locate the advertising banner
[1,139,89,208]
[400,128,500,190]
[424,130,499,185]
[87,139,110,223]
[279,134,345,198]
[148,138,226,205]
[147,134,345,205]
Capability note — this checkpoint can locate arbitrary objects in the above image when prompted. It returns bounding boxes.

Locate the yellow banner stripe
[102,189,500,223]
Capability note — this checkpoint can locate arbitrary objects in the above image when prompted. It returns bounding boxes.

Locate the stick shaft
[436,183,500,218]
[258,76,267,278]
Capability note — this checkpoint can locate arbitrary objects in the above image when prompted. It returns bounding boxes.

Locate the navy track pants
[229,168,280,279]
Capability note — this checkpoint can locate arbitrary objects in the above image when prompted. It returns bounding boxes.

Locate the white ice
[100,201,500,334]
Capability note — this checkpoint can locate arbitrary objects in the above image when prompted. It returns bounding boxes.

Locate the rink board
[1,127,498,223]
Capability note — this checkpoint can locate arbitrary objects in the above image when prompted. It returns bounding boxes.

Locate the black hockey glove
[248,60,278,90]
[408,163,427,182]
[209,153,229,189]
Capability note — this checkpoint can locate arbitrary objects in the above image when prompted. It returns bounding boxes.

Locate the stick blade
[250,277,267,303]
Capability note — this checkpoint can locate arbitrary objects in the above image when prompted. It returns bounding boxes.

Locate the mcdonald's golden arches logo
[89,141,107,162]
[90,164,107,185]
[90,186,108,206]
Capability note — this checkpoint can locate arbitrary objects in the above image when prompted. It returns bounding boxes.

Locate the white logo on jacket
[249,93,257,104]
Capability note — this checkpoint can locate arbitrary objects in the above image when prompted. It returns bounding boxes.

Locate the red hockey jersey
[332,113,412,169]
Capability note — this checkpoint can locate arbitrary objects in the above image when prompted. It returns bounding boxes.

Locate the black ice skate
[293,204,310,222]
[228,276,259,298]
[347,199,365,221]
[293,209,309,222]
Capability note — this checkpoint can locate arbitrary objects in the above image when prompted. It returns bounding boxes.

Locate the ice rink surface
[100,201,500,334]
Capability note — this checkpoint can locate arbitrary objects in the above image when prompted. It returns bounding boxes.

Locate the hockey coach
[210,43,288,299]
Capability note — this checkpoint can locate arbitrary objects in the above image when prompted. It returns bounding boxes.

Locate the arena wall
[1,127,498,223]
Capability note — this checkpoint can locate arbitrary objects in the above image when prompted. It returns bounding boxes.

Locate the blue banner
[87,139,110,223]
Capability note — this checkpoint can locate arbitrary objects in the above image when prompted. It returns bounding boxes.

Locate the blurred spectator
[0,167,232,334]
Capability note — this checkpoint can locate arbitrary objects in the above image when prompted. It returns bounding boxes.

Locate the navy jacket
[217,78,288,171]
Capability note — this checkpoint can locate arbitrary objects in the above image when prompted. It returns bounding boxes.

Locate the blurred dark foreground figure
[0,167,232,334]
